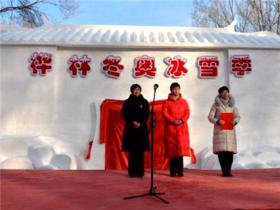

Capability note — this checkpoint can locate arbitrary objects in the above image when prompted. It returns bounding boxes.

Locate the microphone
[153,84,159,90]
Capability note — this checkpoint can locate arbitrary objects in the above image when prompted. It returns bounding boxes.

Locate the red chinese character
[231,55,252,77]
[102,55,124,78]
[197,56,219,78]
[29,52,52,76]
[133,55,157,78]
[68,55,91,77]
[164,56,188,78]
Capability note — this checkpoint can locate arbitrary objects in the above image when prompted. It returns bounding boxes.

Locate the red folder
[220,112,234,130]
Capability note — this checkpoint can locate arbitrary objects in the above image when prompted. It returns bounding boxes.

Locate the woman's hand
[132,121,141,128]
[173,119,183,125]
[217,120,225,125]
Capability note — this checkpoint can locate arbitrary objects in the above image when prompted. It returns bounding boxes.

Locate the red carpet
[1,169,280,210]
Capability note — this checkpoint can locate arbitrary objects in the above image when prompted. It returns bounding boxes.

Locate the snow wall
[1,46,280,169]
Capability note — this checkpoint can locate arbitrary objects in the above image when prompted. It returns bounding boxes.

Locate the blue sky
[50,0,194,26]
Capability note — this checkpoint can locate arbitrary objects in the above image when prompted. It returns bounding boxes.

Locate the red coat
[162,94,190,158]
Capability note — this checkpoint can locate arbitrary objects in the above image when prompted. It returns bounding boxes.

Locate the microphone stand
[123,85,169,204]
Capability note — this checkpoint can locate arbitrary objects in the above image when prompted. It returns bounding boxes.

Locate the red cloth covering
[100,99,196,170]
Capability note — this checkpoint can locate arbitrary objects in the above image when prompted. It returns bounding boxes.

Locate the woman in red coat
[162,82,190,177]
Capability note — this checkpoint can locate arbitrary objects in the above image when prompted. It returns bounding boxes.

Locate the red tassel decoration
[86,140,93,161]
[190,148,197,164]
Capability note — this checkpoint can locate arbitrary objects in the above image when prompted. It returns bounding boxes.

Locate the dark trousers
[128,151,144,177]
[217,152,234,175]
[169,156,184,176]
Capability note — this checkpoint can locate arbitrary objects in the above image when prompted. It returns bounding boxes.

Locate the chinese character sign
[102,55,124,78]
[28,52,253,79]
[197,56,219,78]
[164,55,188,78]
[29,52,52,76]
[68,55,91,77]
[133,55,157,78]
[231,55,252,77]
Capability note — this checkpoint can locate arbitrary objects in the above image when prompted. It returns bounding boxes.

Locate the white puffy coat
[208,96,240,154]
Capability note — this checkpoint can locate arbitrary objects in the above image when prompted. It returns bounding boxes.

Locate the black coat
[121,94,150,152]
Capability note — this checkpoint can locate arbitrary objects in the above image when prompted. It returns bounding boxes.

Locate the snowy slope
[0,135,88,169]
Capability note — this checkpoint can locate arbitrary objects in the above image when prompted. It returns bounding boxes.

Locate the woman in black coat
[121,84,150,178]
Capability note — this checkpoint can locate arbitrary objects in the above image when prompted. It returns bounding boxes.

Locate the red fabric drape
[100,99,196,170]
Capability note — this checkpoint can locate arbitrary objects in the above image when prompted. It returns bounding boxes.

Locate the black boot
[128,152,136,178]
[219,152,233,177]
[177,157,184,177]
[137,151,144,177]
[218,152,227,177]
[169,158,177,177]
[225,152,233,177]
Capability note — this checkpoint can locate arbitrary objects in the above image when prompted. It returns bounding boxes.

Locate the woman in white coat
[208,86,240,177]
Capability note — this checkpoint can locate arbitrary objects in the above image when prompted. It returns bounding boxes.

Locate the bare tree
[0,0,78,27]
[192,0,280,35]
